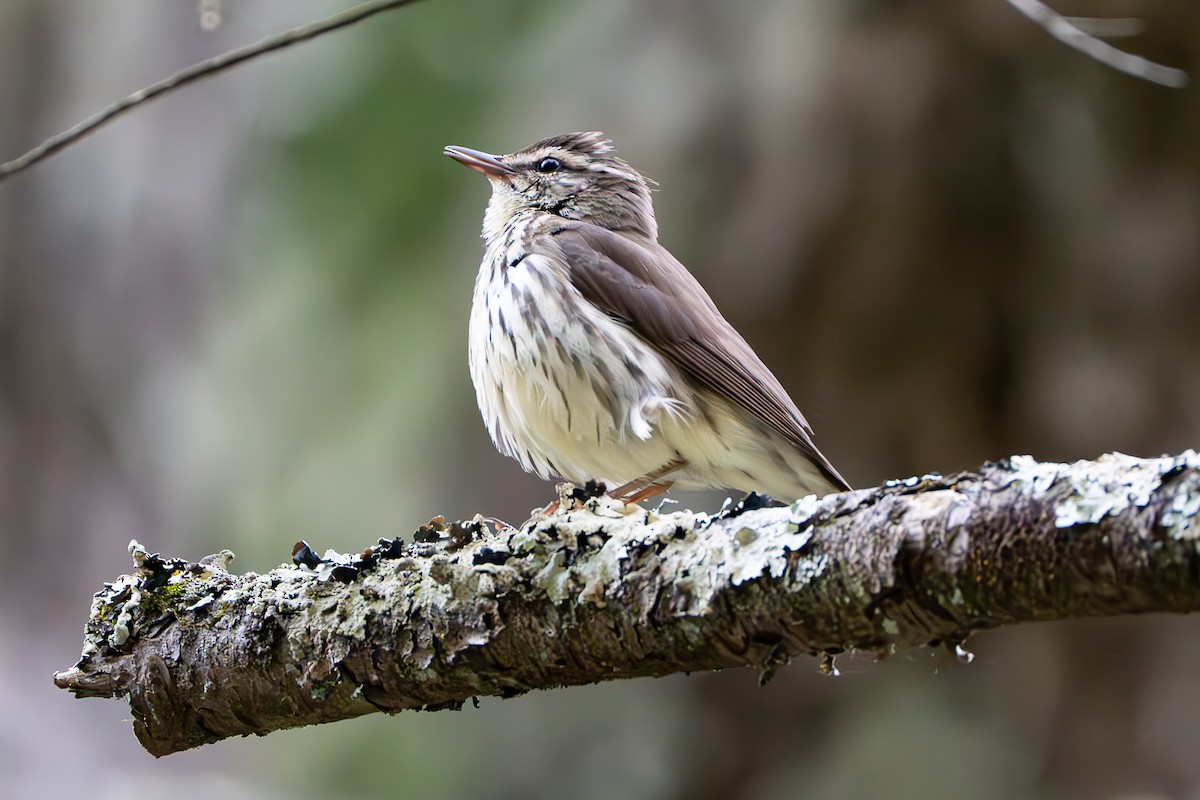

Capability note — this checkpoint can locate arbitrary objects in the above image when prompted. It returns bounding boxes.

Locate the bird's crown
[488,132,658,240]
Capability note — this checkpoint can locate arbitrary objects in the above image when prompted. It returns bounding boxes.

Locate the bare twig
[1063,17,1145,39]
[1004,0,1188,88]
[2,0,1186,184]
[54,451,1200,756]
[0,0,426,183]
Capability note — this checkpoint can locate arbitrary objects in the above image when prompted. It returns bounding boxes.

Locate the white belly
[469,242,686,487]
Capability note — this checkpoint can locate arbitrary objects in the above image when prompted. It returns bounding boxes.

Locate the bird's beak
[444,145,517,178]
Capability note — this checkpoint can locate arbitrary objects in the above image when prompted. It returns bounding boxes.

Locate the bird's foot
[530,480,609,521]
[607,458,688,504]
[621,480,675,506]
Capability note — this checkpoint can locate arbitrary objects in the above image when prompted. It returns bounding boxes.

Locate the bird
[444,131,850,505]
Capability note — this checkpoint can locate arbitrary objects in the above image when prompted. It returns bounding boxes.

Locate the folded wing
[549,222,850,492]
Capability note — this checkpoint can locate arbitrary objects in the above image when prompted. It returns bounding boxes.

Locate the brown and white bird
[445,132,849,503]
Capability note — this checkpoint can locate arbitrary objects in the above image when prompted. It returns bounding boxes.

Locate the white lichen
[534,550,572,604]
[883,472,944,489]
[1007,451,1200,530]
[199,549,236,570]
[789,494,822,524]
[513,502,833,618]
[1163,477,1200,541]
[721,508,816,585]
[185,595,215,612]
[1005,455,1060,494]
[1053,452,1165,528]
[111,585,140,647]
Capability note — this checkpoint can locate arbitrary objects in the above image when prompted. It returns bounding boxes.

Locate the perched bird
[445,132,849,503]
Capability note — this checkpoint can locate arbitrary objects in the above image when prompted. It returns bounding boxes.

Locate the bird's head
[445,131,657,241]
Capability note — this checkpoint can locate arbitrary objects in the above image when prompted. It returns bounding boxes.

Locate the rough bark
[54,451,1200,757]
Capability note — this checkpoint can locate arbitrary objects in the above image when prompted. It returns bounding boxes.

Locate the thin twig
[0,0,426,183]
[3,0,1185,184]
[1063,17,1145,40]
[1004,0,1188,88]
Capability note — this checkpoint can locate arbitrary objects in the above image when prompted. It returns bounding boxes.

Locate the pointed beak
[444,145,517,178]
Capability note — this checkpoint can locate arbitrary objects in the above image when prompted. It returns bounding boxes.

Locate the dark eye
[536,157,562,173]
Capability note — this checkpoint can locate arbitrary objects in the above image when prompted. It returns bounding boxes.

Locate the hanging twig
[0,0,426,182]
[1003,0,1188,88]
[1,0,1187,184]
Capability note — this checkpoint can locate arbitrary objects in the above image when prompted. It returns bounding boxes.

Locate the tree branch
[0,0,426,183]
[53,451,1200,756]
[1002,0,1189,88]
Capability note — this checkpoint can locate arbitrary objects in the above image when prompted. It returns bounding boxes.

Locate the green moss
[311,677,340,702]
[138,581,190,617]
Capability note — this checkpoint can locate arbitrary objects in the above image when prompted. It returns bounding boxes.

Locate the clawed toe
[607,458,687,503]
[621,480,675,505]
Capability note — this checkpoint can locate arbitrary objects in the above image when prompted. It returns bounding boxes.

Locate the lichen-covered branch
[54,451,1200,757]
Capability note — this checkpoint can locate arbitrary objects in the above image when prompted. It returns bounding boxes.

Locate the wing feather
[548,222,850,491]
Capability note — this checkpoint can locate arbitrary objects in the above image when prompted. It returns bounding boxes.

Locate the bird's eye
[536,157,562,173]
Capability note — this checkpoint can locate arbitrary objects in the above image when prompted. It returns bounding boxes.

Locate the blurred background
[2,0,1199,797]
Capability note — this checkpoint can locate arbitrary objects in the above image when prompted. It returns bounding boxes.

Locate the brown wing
[548,222,850,491]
